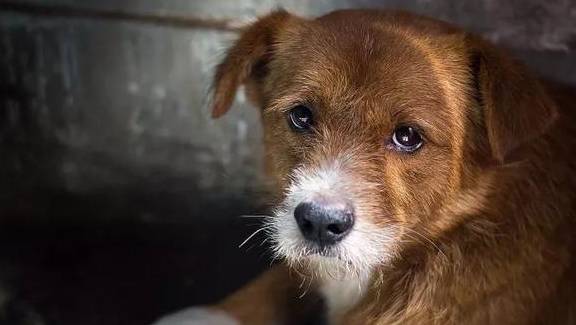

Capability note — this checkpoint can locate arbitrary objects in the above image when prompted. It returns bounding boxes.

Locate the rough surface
[0,1,574,325]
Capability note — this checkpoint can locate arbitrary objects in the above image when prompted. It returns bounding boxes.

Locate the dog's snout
[294,198,355,245]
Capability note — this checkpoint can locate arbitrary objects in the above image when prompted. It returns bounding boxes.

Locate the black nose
[294,199,355,246]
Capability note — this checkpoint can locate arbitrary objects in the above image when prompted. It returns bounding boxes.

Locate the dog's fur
[155,9,576,325]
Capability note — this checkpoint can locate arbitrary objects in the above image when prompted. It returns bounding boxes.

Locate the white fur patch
[151,307,238,325]
[267,161,397,291]
[320,269,373,321]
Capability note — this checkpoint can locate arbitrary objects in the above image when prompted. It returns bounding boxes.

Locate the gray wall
[1,1,575,224]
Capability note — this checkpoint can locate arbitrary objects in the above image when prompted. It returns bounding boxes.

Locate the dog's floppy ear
[470,36,558,163]
[211,10,295,118]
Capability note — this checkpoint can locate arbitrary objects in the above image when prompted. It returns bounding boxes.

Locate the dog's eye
[392,126,423,152]
[288,105,313,131]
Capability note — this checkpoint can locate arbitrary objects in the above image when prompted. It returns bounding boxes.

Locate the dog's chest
[319,274,371,322]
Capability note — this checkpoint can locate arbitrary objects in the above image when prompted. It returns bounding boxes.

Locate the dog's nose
[294,198,355,245]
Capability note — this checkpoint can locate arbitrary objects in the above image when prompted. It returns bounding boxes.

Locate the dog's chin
[270,229,398,281]
[283,246,359,280]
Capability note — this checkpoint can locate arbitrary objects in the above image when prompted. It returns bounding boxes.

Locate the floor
[0,177,271,325]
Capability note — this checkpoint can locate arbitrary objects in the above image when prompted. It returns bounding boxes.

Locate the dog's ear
[211,10,296,118]
[469,36,558,163]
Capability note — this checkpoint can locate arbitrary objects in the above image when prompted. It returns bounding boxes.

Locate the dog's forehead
[272,14,457,120]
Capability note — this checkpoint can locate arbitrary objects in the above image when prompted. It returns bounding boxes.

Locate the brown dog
[154,9,576,325]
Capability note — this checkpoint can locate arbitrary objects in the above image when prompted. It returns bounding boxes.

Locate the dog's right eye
[287,105,314,131]
[391,125,423,152]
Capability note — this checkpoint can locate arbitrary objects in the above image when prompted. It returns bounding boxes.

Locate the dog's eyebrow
[264,94,311,115]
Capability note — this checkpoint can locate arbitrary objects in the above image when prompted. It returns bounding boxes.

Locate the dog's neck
[318,269,373,323]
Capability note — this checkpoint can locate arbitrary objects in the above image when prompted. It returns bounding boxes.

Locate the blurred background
[0,1,575,324]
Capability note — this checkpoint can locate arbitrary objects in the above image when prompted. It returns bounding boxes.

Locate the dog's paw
[151,307,239,325]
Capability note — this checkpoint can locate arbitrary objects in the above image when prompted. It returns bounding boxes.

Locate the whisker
[238,215,273,219]
[238,226,271,248]
[298,271,314,298]
[400,227,448,261]
[268,254,281,267]
[353,219,449,261]
[258,237,269,247]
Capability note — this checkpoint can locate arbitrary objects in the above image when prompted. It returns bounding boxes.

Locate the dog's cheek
[390,149,456,223]
[263,122,304,193]
[264,147,300,204]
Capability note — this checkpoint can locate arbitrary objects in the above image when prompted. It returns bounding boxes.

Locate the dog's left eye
[392,126,423,152]
[287,105,314,131]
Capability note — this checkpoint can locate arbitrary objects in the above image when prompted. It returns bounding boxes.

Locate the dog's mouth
[303,245,339,258]
[309,248,336,257]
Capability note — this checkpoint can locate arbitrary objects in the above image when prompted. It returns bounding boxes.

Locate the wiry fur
[186,9,576,325]
[268,162,398,283]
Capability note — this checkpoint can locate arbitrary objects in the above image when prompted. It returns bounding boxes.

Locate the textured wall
[1,1,575,224]
[0,10,264,222]
[0,1,575,325]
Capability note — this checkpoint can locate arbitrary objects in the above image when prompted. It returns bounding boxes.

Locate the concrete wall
[1,1,575,225]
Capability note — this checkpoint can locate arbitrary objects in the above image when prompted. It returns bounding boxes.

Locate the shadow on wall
[0,3,270,323]
[0,73,269,323]
[0,146,272,325]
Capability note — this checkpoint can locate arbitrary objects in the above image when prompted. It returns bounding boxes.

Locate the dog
[154,9,576,325]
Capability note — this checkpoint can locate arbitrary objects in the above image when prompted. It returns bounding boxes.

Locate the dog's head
[211,10,557,279]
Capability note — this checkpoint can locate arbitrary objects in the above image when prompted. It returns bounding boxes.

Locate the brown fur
[211,9,576,325]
